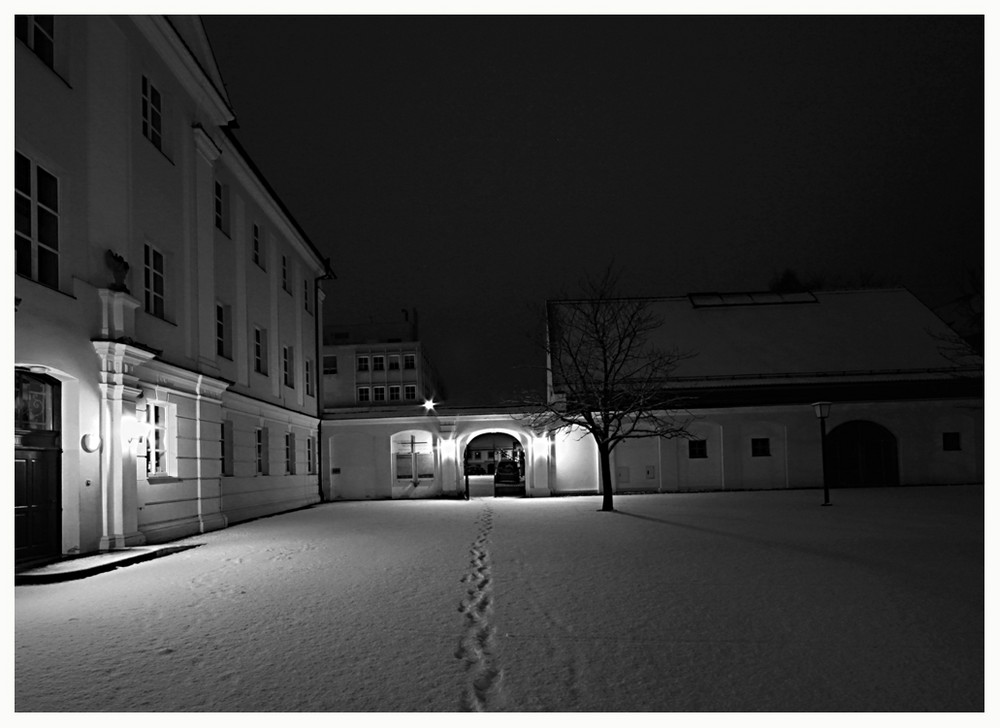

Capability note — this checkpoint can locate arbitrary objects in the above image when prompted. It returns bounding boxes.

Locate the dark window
[403,354,416,370]
[141,76,163,150]
[323,355,337,375]
[751,438,771,457]
[252,224,264,268]
[389,386,400,401]
[144,244,165,318]
[214,181,229,234]
[358,387,370,402]
[943,432,962,451]
[16,15,54,68]
[15,151,59,289]
[388,355,400,371]
[373,356,385,372]
[688,439,708,459]
[357,356,369,372]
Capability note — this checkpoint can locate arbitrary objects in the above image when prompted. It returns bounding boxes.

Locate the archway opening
[464,432,525,497]
[827,420,900,488]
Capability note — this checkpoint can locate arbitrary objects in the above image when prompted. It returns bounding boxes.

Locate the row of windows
[686,432,964,459]
[146,407,316,479]
[358,385,418,403]
[14,151,59,290]
[244,325,315,395]
[357,354,416,372]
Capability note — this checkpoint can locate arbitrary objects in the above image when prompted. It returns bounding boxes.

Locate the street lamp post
[812,401,832,506]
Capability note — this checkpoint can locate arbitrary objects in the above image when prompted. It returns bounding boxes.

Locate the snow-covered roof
[549,288,981,387]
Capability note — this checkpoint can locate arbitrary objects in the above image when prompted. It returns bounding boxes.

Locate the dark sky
[201,14,983,405]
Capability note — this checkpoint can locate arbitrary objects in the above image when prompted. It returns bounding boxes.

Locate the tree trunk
[598,441,614,511]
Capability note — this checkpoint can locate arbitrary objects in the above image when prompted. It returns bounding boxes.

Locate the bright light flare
[422,399,436,412]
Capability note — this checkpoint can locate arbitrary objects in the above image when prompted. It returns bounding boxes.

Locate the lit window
[388,355,400,371]
[144,243,165,318]
[357,356,369,372]
[404,354,416,370]
[254,327,268,375]
[214,180,229,234]
[141,75,163,150]
[15,15,54,68]
[688,439,708,459]
[404,385,416,400]
[943,432,962,451]
[15,151,59,289]
[751,438,770,457]
[323,355,338,375]
[373,355,385,372]
[283,346,295,388]
[144,402,176,478]
[358,387,370,402]
[389,385,400,401]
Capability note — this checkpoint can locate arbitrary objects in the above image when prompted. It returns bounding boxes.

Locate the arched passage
[827,420,900,488]
[463,430,527,497]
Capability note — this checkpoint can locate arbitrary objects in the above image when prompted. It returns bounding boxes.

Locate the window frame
[214,180,230,235]
[215,302,232,359]
[323,355,338,375]
[404,385,417,400]
[144,401,177,479]
[688,439,708,459]
[282,346,295,388]
[140,74,163,151]
[15,15,55,69]
[389,385,401,401]
[252,223,265,269]
[372,355,385,372]
[143,242,166,319]
[254,327,269,375]
[15,151,60,290]
[305,359,314,397]
[357,356,369,372]
[358,387,371,403]
[403,354,416,370]
[943,432,962,452]
[750,437,771,458]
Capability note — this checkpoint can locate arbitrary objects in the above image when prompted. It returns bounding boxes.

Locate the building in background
[321,310,444,410]
[321,288,982,501]
[15,15,331,565]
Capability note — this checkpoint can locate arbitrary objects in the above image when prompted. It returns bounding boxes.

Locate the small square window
[373,386,385,401]
[688,439,708,459]
[388,355,400,371]
[373,356,385,372]
[323,355,338,375]
[403,354,416,370]
[751,438,771,457]
[389,385,400,401]
[404,385,416,400]
[357,356,369,372]
[943,432,962,451]
[358,387,371,402]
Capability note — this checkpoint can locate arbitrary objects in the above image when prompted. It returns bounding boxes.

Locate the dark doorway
[15,370,62,564]
[826,420,899,488]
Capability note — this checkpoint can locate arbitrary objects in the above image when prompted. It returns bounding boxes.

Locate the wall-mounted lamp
[81,433,102,453]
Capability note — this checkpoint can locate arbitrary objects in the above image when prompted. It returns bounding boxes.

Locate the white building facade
[15,16,330,564]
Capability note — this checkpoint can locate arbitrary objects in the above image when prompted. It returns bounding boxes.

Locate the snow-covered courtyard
[15,485,984,712]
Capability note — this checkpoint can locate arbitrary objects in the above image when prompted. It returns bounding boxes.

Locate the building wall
[15,16,326,560]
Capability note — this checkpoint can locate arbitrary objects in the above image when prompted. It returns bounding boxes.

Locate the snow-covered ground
[14,486,984,714]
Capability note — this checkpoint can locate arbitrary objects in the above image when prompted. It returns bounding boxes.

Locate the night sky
[201,14,984,405]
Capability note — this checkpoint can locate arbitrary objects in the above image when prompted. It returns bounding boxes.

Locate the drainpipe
[314,258,336,501]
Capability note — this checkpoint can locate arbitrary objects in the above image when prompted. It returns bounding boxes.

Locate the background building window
[15,15,54,68]
[358,387,370,402]
[404,385,416,400]
[751,438,771,457]
[943,432,962,451]
[373,355,385,372]
[144,243,165,318]
[141,75,162,150]
[688,439,708,459]
[404,354,416,370]
[373,386,385,401]
[254,327,268,375]
[323,355,338,375]
[389,385,400,401]
[388,355,400,371]
[15,151,59,289]
[357,356,369,372]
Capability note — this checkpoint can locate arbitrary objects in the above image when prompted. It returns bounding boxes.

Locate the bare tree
[516,266,693,512]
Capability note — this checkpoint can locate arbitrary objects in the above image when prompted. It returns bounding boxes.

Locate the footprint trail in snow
[455,501,505,711]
